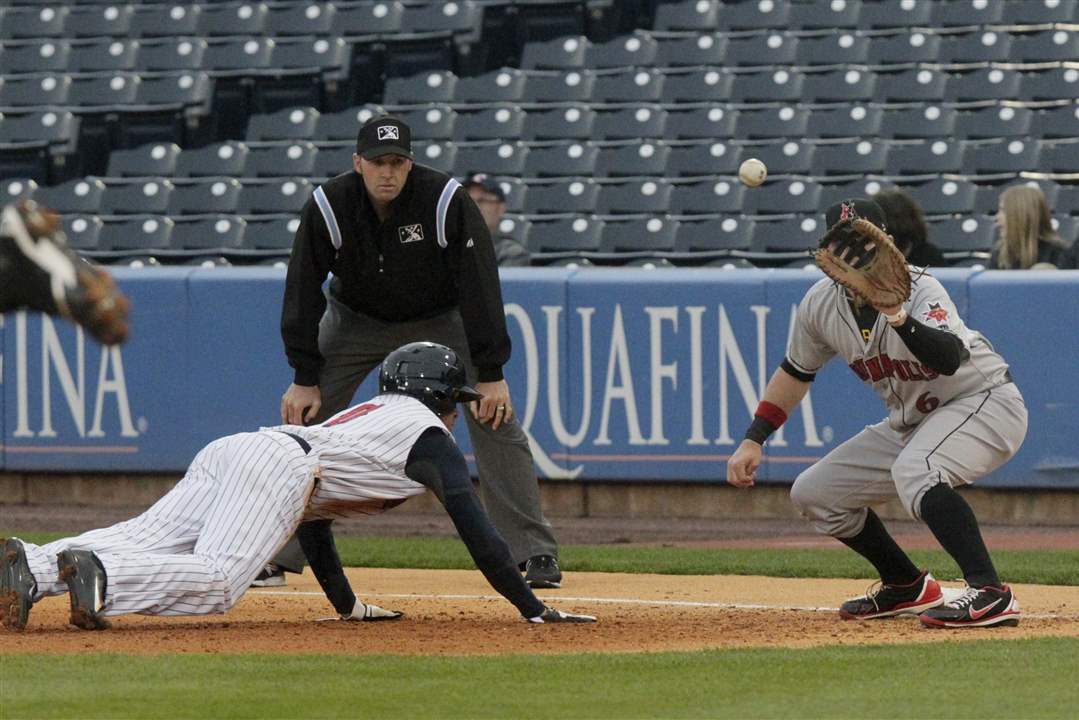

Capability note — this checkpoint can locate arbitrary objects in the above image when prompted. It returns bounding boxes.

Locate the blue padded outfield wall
[2,267,1077,488]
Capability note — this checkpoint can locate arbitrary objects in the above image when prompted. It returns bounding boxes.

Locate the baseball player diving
[727,198,1026,629]
[0,342,595,631]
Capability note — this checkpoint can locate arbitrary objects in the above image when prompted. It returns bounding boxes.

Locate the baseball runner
[727,198,1026,629]
[0,342,595,631]
[0,200,129,345]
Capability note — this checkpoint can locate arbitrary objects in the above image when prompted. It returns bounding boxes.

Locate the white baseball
[739,158,767,187]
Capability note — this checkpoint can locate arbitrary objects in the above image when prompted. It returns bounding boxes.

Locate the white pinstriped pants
[24,431,316,616]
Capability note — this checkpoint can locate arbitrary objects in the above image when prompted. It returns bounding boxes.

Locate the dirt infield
[4,569,1078,656]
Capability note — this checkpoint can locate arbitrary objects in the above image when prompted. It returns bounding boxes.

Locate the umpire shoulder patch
[398,224,424,243]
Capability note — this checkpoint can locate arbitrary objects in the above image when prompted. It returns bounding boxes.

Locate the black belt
[278,431,311,455]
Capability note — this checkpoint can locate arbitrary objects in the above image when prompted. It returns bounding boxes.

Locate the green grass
[3,638,1077,719]
[8,532,1079,585]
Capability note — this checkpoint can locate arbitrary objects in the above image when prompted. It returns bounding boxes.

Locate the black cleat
[524,555,563,589]
[920,584,1020,629]
[57,549,110,630]
[839,571,944,620]
[1,538,37,631]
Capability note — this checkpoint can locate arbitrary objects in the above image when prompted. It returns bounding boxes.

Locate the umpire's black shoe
[920,584,1020,629]
[57,549,110,630]
[525,555,562,589]
[839,570,944,620]
[1,538,37,631]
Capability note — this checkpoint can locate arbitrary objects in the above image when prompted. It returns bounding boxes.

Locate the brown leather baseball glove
[814,217,911,309]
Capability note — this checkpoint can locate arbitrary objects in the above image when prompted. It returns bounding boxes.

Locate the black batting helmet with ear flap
[379,342,483,415]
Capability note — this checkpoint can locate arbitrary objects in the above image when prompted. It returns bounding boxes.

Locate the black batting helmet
[379,342,483,415]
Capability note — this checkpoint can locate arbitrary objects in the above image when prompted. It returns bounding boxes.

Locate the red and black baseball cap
[356,115,413,160]
[824,198,887,231]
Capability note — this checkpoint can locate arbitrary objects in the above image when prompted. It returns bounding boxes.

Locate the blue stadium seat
[954,106,1034,140]
[396,106,456,141]
[746,180,823,215]
[523,179,599,215]
[1012,30,1079,63]
[69,40,139,72]
[522,70,596,103]
[1021,68,1079,103]
[796,33,870,66]
[523,106,596,141]
[859,1,931,28]
[62,214,103,251]
[593,106,667,142]
[527,216,603,253]
[175,142,249,178]
[744,140,815,176]
[65,4,135,38]
[170,216,247,252]
[788,0,862,29]
[520,35,590,70]
[451,142,527,178]
[335,1,405,37]
[730,70,805,103]
[595,142,670,178]
[661,69,734,104]
[734,107,809,140]
[34,178,105,214]
[523,142,599,178]
[665,107,738,140]
[246,142,319,178]
[962,139,1041,175]
[168,178,243,215]
[591,69,664,103]
[906,178,978,215]
[0,40,72,74]
[136,38,209,72]
[453,106,526,142]
[867,31,941,66]
[0,178,38,206]
[596,179,672,215]
[1030,104,1079,139]
[0,6,69,39]
[1001,0,1077,23]
[382,71,457,105]
[878,68,947,102]
[106,142,181,178]
[315,106,383,142]
[653,0,720,31]
[238,178,313,215]
[412,141,455,174]
[673,217,754,254]
[243,215,299,250]
[98,215,174,254]
[878,105,956,139]
[101,179,174,216]
[945,68,1022,103]
[598,217,678,254]
[130,3,202,37]
[196,2,268,36]
[803,69,878,103]
[265,2,337,35]
[814,140,890,176]
[888,140,964,175]
[805,106,884,139]
[718,0,792,30]
[1038,139,1079,174]
[668,179,745,215]
[0,75,71,109]
[246,107,319,142]
[666,141,741,177]
[939,31,1014,64]
[930,1,1003,26]
[454,69,526,103]
[586,33,658,69]
[653,34,728,67]
[723,33,798,66]
[67,74,141,109]
[927,217,996,254]
[750,216,821,254]
[202,38,275,76]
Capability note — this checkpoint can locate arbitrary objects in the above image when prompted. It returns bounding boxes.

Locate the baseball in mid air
[739,158,767,187]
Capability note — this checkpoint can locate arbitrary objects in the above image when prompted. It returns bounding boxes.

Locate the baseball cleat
[839,570,944,620]
[524,555,562,589]
[250,564,287,588]
[1,538,37,631]
[57,549,110,630]
[920,584,1020,629]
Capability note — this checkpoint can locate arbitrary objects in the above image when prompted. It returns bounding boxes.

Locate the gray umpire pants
[272,297,558,570]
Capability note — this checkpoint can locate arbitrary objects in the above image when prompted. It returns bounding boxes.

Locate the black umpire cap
[824,197,887,232]
[356,115,414,161]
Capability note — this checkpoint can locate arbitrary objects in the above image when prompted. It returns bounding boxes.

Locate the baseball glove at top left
[814,217,912,309]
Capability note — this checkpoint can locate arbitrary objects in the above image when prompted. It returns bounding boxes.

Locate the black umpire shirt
[281,164,510,387]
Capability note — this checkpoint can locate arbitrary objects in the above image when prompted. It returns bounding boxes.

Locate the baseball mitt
[814,218,911,309]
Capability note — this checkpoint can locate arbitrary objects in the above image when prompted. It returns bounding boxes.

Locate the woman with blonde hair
[991,185,1076,269]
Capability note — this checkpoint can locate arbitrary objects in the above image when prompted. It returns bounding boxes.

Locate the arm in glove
[814,218,911,311]
[527,606,596,624]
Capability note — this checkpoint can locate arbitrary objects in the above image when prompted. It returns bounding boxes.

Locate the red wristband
[754,401,788,429]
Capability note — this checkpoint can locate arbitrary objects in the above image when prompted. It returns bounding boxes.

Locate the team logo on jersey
[377,125,400,140]
[398,224,424,243]
[921,302,950,327]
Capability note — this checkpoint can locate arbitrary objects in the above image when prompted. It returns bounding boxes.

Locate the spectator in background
[463,175,531,267]
[873,188,945,267]
[991,185,1076,270]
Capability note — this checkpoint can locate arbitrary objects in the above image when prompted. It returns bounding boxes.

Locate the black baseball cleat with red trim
[920,584,1020,628]
[839,570,944,620]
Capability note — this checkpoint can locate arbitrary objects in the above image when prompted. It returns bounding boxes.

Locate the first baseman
[0,343,595,631]
[727,198,1026,629]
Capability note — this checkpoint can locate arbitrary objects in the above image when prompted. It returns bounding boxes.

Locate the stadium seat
[666,141,741,177]
[137,38,209,72]
[866,31,941,65]
[796,33,870,66]
[586,33,658,69]
[243,215,299,250]
[396,106,456,141]
[528,216,603,253]
[400,1,482,37]
[595,142,670,178]
[267,36,350,77]
[454,69,526,103]
[954,106,1034,139]
[1031,104,1079,139]
[962,139,1040,175]
[596,180,671,215]
[0,40,72,74]
[805,105,884,139]
[718,0,791,30]
[927,217,996,254]
[906,178,978,215]
[452,142,527,178]
[878,105,957,139]
[0,178,38,206]
[673,217,755,254]
[744,140,815,176]
[99,215,174,253]
[67,74,141,109]
[65,4,135,38]
[653,0,720,31]
[265,2,336,35]
[168,178,243,215]
[945,68,1022,103]
[818,178,889,207]
[175,142,250,178]
[1038,139,1079,174]
[412,141,455,174]
[315,106,383,142]
[888,140,964,175]
[0,75,71,109]
[660,70,733,103]
[196,2,268,36]
[0,110,80,181]
[313,148,348,179]
[730,70,805,103]
[668,179,745,215]
[246,107,319,142]
[734,107,809,140]
[804,69,878,103]
[724,33,798,67]
[238,178,313,215]
[34,178,106,214]
[134,72,213,113]
[523,142,599,178]
[593,106,667,142]
[930,1,1003,26]
[201,38,275,75]
[523,106,596,141]
[523,180,599,215]
[1012,30,1079,63]
[746,180,823,215]
[382,71,457,105]
[520,36,590,70]
[453,106,526,142]
[335,1,404,36]
[859,1,931,28]
[1001,0,1077,24]
[750,216,821,254]
[814,140,890,176]
[0,6,69,39]
[170,216,247,252]
[487,177,525,213]
[130,3,202,37]
[788,0,862,29]
[106,142,181,178]
[495,214,530,248]
[246,142,319,178]
[522,70,596,103]
[62,214,103,251]
[665,107,738,140]
[1020,68,1079,103]
[653,34,728,67]
[939,31,1014,64]
[101,179,173,216]
[598,217,678,254]
[69,39,139,72]
[877,68,947,102]
[591,69,664,103]
[1053,216,1079,246]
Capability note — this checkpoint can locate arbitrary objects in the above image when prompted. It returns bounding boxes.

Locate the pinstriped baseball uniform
[20,394,445,617]
[787,271,1028,537]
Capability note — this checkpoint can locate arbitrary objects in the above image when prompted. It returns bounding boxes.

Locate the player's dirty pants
[272,297,557,568]
[790,383,1027,539]
[23,432,316,616]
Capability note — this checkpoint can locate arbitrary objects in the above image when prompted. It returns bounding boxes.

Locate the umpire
[273,115,561,588]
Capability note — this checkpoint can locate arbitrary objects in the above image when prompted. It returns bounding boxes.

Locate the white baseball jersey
[787,271,1012,430]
